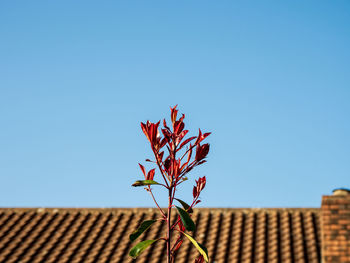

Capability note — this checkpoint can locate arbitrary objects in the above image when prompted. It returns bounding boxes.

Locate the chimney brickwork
[321,189,350,263]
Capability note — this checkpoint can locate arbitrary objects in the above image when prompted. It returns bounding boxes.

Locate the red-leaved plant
[129,106,210,263]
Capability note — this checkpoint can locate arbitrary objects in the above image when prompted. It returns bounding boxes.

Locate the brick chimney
[321,188,350,263]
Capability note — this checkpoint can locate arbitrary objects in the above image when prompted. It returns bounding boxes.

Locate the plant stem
[167,187,172,263]
[152,148,170,188]
[148,186,166,218]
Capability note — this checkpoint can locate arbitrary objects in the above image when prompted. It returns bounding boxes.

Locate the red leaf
[203,132,211,139]
[193,186,197,199]
[199,176,206,191]
[141,122,150,142]
[196,160,207,166]
[174,121,185,135]
[178,113,185,123]
[179,136,196,150]
[163,118,170,131]
[164,159,171,173]
[160,138,168,148]
[177,216,185,232]
[201,144,210,159]
[194,129,202,145]
[195,144,210,162]
[178,130,188,141]
[174,159,181,179]
[141,121,163,150]
[187,144,193,164]
[149,123,156,143]
[147,169,155,180]
[194,129,211,145]
[195,144,200,161]
[195,255,204,263]
[193,176,206,199]
[139,163,146,177]
[171,105,178,124]
[174,239,183,252]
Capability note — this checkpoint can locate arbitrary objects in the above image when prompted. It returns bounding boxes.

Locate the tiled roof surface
[0,208,321,263]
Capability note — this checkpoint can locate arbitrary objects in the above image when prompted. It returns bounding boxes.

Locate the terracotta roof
[0,208,321,263]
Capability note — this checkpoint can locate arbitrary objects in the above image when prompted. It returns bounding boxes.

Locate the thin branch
[152,148,170,188]
[179,143,196,161]
[170,233,183,262]
[148,186,166,218]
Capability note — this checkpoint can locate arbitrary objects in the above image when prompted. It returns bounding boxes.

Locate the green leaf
[182,232,209,262]
[129,220,156,242]
[175,198,193,213]
[132,180,159,187]
[176,206,196,232]
[129,239,157,259]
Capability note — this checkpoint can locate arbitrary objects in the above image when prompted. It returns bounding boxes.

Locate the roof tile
[0,208,321,262]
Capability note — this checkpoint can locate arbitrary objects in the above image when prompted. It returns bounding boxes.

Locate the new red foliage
[130,105,211,263]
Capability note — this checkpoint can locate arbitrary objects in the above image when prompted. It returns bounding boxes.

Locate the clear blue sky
[1,1,349,208]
